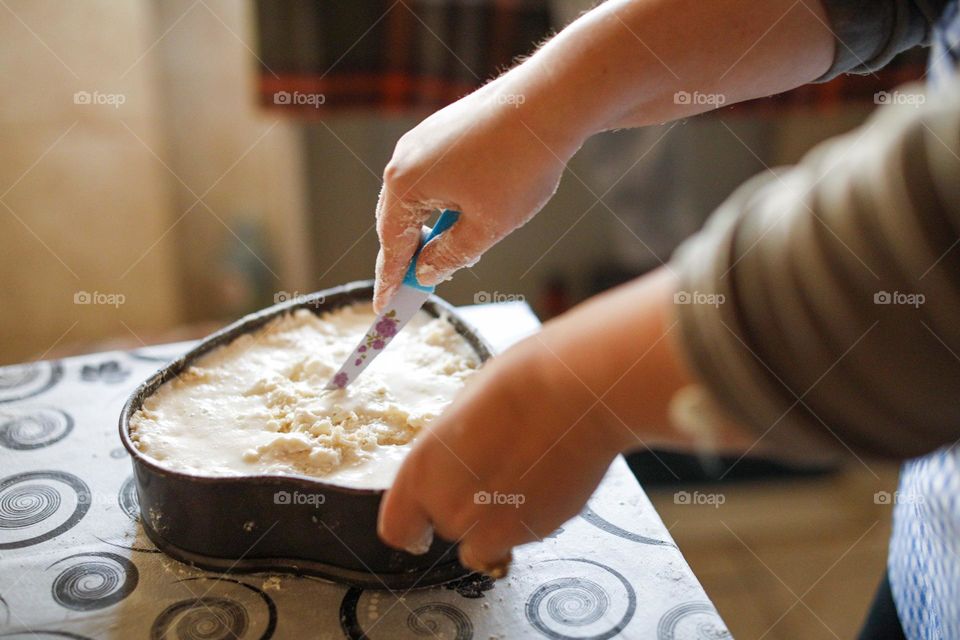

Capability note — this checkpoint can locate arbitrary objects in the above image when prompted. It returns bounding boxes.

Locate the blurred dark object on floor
[590,262,652,294]
[537,273,572,320]
[625,450,836,487]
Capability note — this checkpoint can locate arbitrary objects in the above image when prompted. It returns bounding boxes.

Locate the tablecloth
[0,302,729,639]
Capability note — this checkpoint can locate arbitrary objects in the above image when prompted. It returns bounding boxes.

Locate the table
[0,302,729,639]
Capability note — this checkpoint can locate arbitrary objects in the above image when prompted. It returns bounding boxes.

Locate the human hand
[372,74,589,312]
[376,334,627,574]
[376,268,756,574]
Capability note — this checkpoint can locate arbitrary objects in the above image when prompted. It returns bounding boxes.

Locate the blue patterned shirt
[885,4,959,639]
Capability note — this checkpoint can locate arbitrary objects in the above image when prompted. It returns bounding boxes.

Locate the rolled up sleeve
[815,0,946,81]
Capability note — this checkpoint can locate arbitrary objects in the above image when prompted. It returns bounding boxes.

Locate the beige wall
[152,0,311,321]
[0,1,180,364]
[0,0,310,364]
[0,1,869,365]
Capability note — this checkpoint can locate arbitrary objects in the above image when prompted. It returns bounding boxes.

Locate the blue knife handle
[402,209,461,292]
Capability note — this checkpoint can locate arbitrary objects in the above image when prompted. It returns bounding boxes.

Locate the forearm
[526,268,757,455]
[535,86,960,464]
[495,0,834,141]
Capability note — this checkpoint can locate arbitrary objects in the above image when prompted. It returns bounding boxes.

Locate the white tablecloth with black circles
[0,302,729,639]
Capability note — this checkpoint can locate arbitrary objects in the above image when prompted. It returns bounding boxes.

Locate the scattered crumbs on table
[262,575,282,591]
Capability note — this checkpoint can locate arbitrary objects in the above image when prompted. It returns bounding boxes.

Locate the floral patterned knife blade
[326,209,461,390]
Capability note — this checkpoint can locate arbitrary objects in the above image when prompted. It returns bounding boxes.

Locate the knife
[325,209,461,390]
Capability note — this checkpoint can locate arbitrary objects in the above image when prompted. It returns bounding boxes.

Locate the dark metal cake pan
[118,280,492,589]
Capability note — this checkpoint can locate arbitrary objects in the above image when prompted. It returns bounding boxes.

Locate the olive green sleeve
[671,81,960,461]
[814,0,945,81]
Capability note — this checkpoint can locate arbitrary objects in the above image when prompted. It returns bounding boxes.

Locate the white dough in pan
[129,303,479,489]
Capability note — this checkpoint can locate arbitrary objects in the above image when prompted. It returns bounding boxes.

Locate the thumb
[415,214,500,286]
[378,476,434,555]
[374,186,431,313]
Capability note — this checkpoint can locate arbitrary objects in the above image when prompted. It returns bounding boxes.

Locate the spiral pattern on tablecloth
[49,552,139,611]
[580,504,673,547]
[525,558,637,640]
[0,483,60,528]
[151,577,276,640]
[656,602,730,640]
[118,475,139,521]
[406,603,473,640]
[0,407,73,450]
[0,471,90,549]
[530,577,610,628]
[151,597,249,640]
[0,362,63,404]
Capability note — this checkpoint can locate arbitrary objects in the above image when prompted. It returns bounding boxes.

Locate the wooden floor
[647,462,901,639]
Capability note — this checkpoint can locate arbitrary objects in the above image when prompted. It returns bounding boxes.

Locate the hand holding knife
[326,209,461,390]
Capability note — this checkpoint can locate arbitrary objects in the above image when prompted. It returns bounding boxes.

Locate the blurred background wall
[0,0,311,364]
[0,0,892,366]
[1,1,183,363]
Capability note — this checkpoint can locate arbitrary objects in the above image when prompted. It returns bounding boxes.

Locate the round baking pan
[118,280,493,589]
